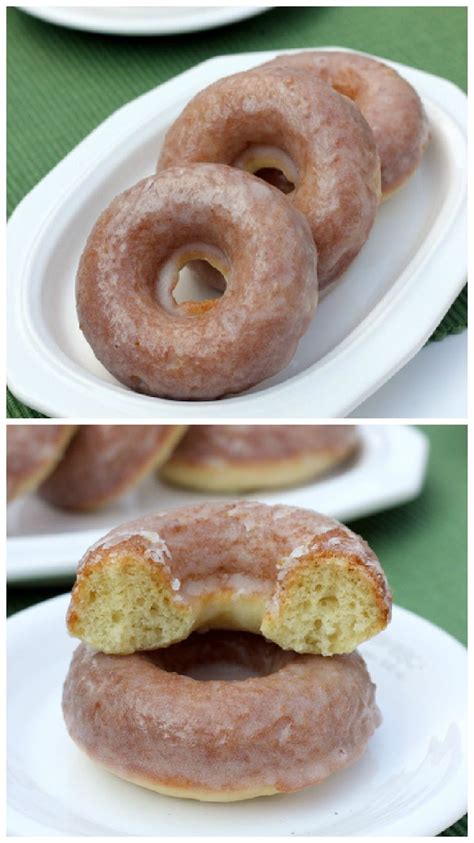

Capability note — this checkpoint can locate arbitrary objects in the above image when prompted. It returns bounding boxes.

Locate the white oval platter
[7,48,467,418]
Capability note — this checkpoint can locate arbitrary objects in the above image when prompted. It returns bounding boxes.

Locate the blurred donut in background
[39,425,186,511]
[259,50,430,199]
[160,425,360,492]
[7,425,76,502]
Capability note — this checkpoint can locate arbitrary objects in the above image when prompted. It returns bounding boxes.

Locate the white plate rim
[7,596,467,836]
[19,6,270,36]
[7,47,467,419]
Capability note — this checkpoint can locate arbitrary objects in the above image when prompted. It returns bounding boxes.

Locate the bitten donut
[260,50,430,198]
[160,425,360,492]
[7,425,76,502]
[67,502,391,656]
[39,425,186,511]
[158,67,381,288]
[63,631,381,801]
[76,165,317,400]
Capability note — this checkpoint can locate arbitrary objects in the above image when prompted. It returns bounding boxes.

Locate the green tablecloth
[7,424,467,834]
[7,6,467,417]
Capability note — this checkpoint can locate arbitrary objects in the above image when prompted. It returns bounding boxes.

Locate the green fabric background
[7,424,467,834]
[6,6,467,417]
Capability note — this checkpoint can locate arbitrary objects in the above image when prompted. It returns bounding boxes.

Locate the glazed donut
[76,164,317,400]
[63,631,381,801]
[260,50,430,198]
[67,502,391,656]
[158,67,381,289]
[39,425,186,511]
[7,424,76,502]
[160,425,360,492]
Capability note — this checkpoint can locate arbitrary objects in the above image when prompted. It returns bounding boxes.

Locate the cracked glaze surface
[158,67,381,288]
[63,632,381,796]
[73,502,391,613]
[260,51,430,197]
[76,164,317,400]
[165,424,360,465]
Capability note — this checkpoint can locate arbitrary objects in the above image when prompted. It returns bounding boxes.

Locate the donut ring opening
[157,243,229,315]
[151,629,291,681]
[233,144,298,194]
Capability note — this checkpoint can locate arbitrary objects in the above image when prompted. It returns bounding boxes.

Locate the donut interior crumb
[68,554,194,655]
[261,559,386,656]
[68,550,386,657]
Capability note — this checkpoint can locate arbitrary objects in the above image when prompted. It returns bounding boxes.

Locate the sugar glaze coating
[260,50,430,197]
[158,68,381,289]
[7,425,76,502]
[163,424,359,464]
[73,501,390,610]
[76,164,318,400]
[160,424,360,492]
[68,502,392,656]
[40,424,185,510]
[63,631,381,800]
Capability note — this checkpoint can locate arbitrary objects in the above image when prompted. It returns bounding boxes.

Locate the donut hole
[331,80,360,102]
[253,168,295,195]
[151,630,291,682]
[156,244,230,315]
[233,144,298,195]
[172,260,227,307]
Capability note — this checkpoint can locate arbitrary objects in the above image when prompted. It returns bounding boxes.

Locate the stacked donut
[7,424,360,508]
[63,501,392,801]
[77,50,429,400]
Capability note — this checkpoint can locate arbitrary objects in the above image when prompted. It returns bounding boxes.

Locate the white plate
[350,332,467,419]
[20,6,268,35]
[7,596,467,836]
[7,48,467,419]
[6,425,428,582]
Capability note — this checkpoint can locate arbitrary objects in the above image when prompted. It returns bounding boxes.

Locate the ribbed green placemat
[440,818,468,837]
[7,390,46,419]
[7,425,467,833]
[6,7,467,417]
